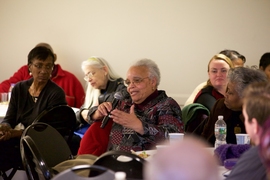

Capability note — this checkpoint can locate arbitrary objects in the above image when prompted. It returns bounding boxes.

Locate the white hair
[81,56,120,108]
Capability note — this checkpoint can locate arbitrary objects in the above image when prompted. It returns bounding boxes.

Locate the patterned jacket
[108,90,183,152]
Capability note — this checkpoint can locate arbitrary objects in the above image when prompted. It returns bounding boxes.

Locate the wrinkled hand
[0,124,12,141]
[92,102,113,120]
[110,105,144,134]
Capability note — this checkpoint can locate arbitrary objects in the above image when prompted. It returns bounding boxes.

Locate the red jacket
[0,64,85,108]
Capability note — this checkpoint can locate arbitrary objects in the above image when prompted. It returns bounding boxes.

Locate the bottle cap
[218,115,223,120]
[115,171,126,180]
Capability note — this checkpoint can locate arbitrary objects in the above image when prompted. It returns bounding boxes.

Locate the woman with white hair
[75,56,126,155]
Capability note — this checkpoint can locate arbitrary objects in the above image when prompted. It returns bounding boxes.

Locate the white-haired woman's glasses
[84,71,96,81]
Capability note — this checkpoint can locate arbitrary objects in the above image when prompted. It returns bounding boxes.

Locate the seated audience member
[78,58,183,154]
[0,42,85,108]
[219,49,246,67]
[226,82,270,180]
[201,67,267,146]
[107,58,183,151]
[259,52,270,81]
[193,54,233,111]
[144,136,219,180]
[76,57,126,156]
[184,49,246,107]
[0,46,67,171]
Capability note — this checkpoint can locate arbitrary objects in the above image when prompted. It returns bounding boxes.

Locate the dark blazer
[76,78,126,124]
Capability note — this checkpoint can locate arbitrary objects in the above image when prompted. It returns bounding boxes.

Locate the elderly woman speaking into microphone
[106,58,183,151]
[78,58,183,154]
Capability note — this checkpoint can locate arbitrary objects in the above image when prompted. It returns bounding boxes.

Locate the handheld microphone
[100,90,128,128]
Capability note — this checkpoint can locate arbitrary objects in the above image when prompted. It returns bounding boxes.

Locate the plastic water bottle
[214,115,227,148]
[8,83,15,102]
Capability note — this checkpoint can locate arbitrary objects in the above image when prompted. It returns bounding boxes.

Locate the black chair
[51,164,115,180]
[92,150,146,180]
[32,105,78,154]
[182,103,210,136]
[20,122,74,180]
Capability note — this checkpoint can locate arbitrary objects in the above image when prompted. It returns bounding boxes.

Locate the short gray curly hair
[227,67,268,98]
[131,58,161,86]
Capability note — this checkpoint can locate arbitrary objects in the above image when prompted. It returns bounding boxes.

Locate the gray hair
[131,58,161,86]
[227,67,268,98]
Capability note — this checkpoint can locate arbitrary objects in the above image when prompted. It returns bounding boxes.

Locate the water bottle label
[219,127,226,134]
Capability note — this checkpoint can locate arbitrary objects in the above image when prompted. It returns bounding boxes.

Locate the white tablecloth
[0,104,8,122]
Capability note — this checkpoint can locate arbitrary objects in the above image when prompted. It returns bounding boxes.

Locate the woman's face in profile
[208,59,230,90]
[125,66,155,104]
[29,56,54,83]
[83,65,108,90]
[224,82,242,111]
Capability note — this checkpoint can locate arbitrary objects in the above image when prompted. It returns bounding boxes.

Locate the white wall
[1,0,270,105]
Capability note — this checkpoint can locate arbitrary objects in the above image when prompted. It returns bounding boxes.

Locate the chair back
[20,122,73,180]
[92,150,146,179]
[32,105,77,144]
[182,103,209,136]
[52,164,115,180]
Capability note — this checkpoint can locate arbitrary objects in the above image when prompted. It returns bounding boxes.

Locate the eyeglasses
[32,63,54,71]
[84,71,96,81]
[124,77,149,86]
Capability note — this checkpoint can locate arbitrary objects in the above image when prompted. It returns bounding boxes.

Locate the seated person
[184,49,246,107]
[0,42,85,108]
[144,136,219,180]
[76,57,126,155]
[193,54,233,111]
[76,56,126,129]
[201,67,267,146]
[0,46,67,171]
[259,52,270,81]
[78,58,183,154]
[108,58,183,151]
[226,82,270,180]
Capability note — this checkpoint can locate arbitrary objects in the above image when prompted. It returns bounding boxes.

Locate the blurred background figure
[144,136,219,180]
[0,42,85,108]
[226,82,270,180]
[201,67,267,146]
[184,49,246,107]
[259,52,270,81]
[0,46,67,172]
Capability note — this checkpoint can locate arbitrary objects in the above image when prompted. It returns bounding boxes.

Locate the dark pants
[0,138,22,171]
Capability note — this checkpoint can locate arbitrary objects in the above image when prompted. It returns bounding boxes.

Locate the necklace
[32,96,38,103]
[29,85,40,103]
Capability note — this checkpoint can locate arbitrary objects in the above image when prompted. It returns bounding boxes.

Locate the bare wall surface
[0,0,270,105]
